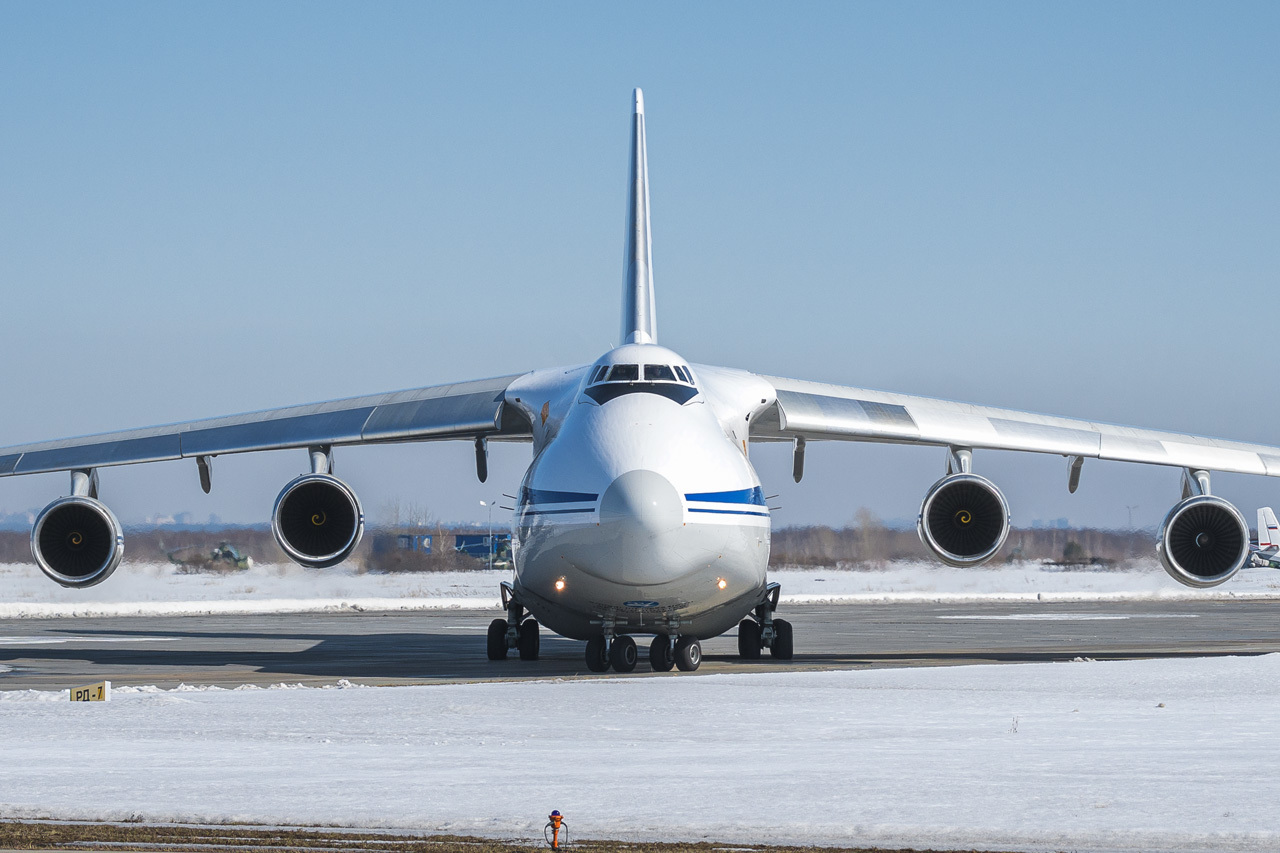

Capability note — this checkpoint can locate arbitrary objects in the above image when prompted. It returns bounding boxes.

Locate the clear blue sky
[1,2,1278,531]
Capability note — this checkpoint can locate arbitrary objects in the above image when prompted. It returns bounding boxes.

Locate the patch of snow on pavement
[0,654,1277,852]
[0,560,1278,618]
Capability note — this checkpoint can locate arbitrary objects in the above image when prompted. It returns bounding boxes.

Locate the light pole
[1125,505,1138,529]
[480,500,494,570]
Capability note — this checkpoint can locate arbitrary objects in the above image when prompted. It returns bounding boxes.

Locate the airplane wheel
[771,618,794,660]
[609,635,638,672]
[585,635,610,672]
[737,619,761,659]
[649,635,674,671]
[674,637,702,672]
[486,618,509,660]
[518,618,540,661]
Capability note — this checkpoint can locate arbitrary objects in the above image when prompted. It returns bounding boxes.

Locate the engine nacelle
[917,473,1011,567]
[1157,495,1249,588]
[31,496,125,588]
[272,474,364,568]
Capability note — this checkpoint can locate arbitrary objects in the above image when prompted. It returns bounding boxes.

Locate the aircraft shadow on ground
[0,625,1267,683]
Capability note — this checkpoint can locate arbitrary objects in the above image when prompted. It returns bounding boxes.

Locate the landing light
[555,578,566,592]
[717,578,727,590]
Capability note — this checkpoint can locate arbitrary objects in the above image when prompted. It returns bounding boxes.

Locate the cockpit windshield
[584,361,698,405]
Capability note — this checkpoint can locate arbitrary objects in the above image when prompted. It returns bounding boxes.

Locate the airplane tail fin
[1260,507,1279,547]
[621,88,656,346]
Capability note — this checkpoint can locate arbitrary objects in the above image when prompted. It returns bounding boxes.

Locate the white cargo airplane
[2,90,1277,673]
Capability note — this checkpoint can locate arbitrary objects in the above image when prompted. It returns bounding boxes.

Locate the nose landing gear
[581,627,701,673]
[584,635,610,672]
[583,632,640,672]
[609,635,638,672]
[673,636,702,671]
[649,635,675,671]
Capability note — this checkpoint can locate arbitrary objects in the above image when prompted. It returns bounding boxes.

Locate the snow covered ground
[0,559,1278,619]
[1,654,1277,852]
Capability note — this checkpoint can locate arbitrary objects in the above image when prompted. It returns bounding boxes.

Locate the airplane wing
[0,374,531,478]
[750,373,1280,478]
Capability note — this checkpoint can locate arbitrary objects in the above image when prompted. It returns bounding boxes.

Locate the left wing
[5,373,540,585]
[0,374,531,478]
[750,373,1280,478]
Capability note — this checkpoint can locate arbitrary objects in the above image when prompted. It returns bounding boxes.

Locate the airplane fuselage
[504,343,776,640]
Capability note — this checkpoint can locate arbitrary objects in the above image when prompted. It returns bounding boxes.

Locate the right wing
[0,374,532,478]
[749,373,1280,479]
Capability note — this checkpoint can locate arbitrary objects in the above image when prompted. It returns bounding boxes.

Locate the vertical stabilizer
[1261,507,1279,547]
[621,88,656,345]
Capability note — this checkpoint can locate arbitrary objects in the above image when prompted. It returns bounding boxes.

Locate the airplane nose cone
[600,469,683,535]
[597,470,686,584]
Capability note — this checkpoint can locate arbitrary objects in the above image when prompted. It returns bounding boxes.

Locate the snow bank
[1,560,1278,619]
[0,562,511,618]
[1,655,1277,852]
[775,561,1280,603]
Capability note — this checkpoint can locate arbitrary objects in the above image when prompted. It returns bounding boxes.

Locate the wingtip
[633,88,644,116]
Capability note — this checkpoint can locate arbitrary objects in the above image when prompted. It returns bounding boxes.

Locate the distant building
[398,534,433,554]
[454,533,511,561]
[371,533,433,555]
[368,530,511,564]
[1031,518,1071,530]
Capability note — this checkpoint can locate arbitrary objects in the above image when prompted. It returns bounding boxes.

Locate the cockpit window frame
[643,364,677,382]
[607,364,640,382]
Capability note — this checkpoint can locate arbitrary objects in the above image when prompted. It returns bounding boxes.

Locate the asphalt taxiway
[2,598,1277,690]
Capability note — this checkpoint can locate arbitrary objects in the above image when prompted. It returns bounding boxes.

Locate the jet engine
[917,473,1011,567]
[271,474,364,568]
[31,496,125,588]
[1157,495,1249,588]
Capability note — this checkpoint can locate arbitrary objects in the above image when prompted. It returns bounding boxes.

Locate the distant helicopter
[168,542,253,572]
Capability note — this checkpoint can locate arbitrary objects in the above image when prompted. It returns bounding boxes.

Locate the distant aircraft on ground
[1250,507,1280,568]
[1,90,1276,673]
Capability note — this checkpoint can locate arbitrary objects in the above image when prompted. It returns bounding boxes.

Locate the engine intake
[918,473,1010,567]
[272,474,364,568]
[1157,495,1248,588]
[31,496,125,588]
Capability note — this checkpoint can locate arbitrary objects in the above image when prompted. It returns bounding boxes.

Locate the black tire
[585,635,610,672]
[649,635,674,671]
[675,636,702,672]
[609,635,638,672]
[737,618,762,659]
[486,618,509,660]
[518,618,540,661]
[771,618,794,660]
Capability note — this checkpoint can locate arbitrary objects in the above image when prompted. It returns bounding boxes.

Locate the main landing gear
[584,627,701,673]
[487,581,540,661]
[737,582,793,661]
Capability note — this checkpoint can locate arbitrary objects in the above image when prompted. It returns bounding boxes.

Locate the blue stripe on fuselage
[521,488,599,504]
[688,507,770,517]
[522,508,595,516]
[684,487,766,506]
